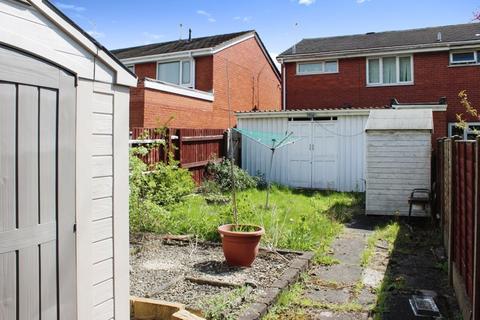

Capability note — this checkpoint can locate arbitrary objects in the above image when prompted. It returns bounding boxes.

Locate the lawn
[142,185,363,260]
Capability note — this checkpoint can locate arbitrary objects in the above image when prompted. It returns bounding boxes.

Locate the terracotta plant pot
[218,224,265,267]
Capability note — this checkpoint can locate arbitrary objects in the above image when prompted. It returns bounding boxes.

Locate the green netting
[233,128,300,150]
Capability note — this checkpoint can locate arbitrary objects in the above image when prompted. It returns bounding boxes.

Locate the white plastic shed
[0,1,136,320]
[365,109,433,216]
[237,109,369,192]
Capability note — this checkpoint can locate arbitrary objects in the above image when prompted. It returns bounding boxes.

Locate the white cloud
[298,0,315,6]
[356,0,370,3]
[55,2,86,12]
[87,30,105,39]
[234,16,252,23]
[269,52,281,70]
[142,32,163,40]
[140,32,164,44]
[197,9,216,23]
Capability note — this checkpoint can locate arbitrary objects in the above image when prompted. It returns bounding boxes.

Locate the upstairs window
[450,51,479,65]
[367,55,413,86]
[157,59,193,87]
[297,60,338,75]
[448,122,480,140]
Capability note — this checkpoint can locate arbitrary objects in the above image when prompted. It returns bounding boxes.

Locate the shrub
[205,158,257,193]
[129,150,195,232]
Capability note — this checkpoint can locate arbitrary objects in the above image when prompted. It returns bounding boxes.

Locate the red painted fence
[435,138,480,319]
[130,127,226,184]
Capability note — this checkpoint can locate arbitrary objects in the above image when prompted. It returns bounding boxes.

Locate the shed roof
[279,22,480,58]
[365,109,433,131]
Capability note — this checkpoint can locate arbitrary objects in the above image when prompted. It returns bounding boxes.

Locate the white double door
[288,121,338,189]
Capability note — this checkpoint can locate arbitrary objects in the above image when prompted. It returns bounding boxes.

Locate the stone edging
[237,251,315,320]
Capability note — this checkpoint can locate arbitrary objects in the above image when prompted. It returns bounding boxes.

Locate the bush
[205,158,257,193]
[129,150,195,232]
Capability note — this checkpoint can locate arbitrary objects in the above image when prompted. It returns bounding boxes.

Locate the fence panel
[130,127,226,184]
[436,138,479,318]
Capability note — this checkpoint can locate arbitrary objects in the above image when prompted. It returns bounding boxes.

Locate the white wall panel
[365,131,431,216]
[238,114,368,192]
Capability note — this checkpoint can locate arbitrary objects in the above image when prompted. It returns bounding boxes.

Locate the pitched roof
[112,30,254,59]
[279,23,480,57]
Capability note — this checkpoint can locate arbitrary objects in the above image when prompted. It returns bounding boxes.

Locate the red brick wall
[285,51,480,126]
[134,62,157,79]
[195,56,213,92]
[142,88,214,128]
[128,36,281,129]
[129,84,146,128]
[212,37,281,128]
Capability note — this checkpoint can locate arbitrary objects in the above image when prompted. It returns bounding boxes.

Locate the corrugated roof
[365,109,433,131]
[236,106,386,114]
[112,30,254,59]
[279,23,480,57]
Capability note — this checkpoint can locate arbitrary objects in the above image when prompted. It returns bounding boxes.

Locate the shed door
[287,122,312,188]
[0,46,76,320]
[287,120,338,189]
[312,122,338,189]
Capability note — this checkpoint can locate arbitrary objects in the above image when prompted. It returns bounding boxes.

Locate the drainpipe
[281,60,286,111]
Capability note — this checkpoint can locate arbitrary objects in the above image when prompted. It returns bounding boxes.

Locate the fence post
[474,137,480,319]
[450,137,459,285]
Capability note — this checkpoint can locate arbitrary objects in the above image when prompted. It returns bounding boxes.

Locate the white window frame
[156,58,195,88]
[450,50,478,65]
[448,122,480,140]
[296,60,339,75]
[366,55,414,87]
[126,64,135,73]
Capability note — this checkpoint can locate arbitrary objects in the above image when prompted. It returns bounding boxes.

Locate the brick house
[112,30,281,129]
[277,23,480,142]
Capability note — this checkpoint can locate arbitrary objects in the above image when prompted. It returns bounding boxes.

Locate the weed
[361,221,400,267]
[201,286,250,320]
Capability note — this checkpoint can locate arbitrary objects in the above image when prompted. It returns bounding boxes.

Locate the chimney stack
[188,28,192,42]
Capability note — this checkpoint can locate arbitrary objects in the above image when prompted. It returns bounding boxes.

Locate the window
[367,55,413,86]
[297,60,338,75]
[157,59,193,87]
[448,122,480,140]
[450,51,478,65]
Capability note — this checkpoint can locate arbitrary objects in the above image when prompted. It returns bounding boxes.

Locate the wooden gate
[0,46,76,319]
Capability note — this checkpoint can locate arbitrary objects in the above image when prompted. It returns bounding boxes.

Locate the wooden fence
[130,127,226,184]
[435,137,480,319]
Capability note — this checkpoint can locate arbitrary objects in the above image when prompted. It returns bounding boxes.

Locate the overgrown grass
[148,185,363,255]
[361,221,401,319]
[263,277,307,320]
[361,221,400,267]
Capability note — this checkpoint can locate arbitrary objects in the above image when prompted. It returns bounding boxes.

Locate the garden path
[302,219,379,319]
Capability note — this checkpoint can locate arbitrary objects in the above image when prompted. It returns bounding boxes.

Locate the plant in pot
[218,63,264,267]
[217,131,265,267]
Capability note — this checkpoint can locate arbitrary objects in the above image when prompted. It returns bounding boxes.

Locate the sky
[55,0,479,62]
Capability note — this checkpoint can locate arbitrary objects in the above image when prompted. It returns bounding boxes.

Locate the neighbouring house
[112,30,281,129]
[277,22,480,142]
[238,23,480,195]
[0,0,136,319]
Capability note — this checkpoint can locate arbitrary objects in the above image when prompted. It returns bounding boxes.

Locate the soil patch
[130,233,303,318]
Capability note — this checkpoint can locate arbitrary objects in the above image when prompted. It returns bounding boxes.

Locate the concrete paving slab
[312,264,363,285]
[305,287,350,304]
[311,311,369,319]
[331,233,367,265]
[362,268,384,288]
